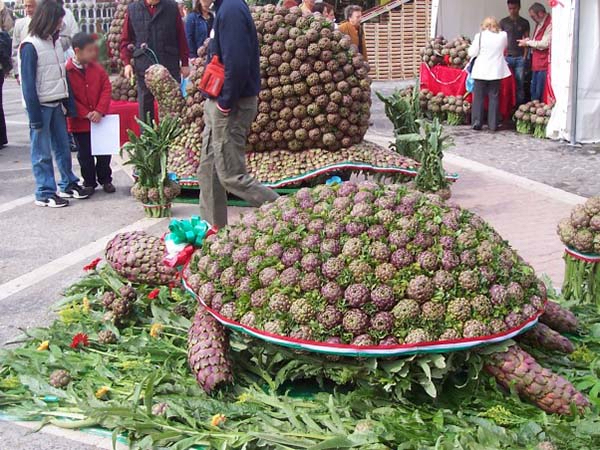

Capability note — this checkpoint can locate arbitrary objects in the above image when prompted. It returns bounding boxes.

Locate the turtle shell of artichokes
[184,182,546,356]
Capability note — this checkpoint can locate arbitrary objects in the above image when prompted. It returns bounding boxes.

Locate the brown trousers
[198,97,278,227]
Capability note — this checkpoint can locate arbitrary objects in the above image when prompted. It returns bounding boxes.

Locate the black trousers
[472,79,500,131]
[136,67,180,123]
[74,132,112,187]
[0,75,7,146]
[136,73,155,124]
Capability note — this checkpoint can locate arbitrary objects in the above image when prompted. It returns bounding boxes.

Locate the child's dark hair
[72,32,96,50]
[29,0,65,40]
[507,0,521,6]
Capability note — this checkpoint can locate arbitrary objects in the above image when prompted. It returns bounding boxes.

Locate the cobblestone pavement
[370,81,600,198]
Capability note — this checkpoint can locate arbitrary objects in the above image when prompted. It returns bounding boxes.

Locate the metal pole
[569,0,581,145]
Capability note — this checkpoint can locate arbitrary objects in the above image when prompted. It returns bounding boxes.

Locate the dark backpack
[0,31,12,73]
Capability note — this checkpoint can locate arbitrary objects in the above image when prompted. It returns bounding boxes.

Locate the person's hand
[124,64,134,79]
[181,66,190,78]
[87,111,102,123]
[517,38,529,47]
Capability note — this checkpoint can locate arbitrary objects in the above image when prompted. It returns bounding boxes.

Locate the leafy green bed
[2,266,600,449]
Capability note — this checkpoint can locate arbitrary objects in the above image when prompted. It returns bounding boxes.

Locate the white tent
[431,0,600,144]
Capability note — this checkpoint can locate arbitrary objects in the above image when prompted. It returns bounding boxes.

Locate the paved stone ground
[0,77,592,448]
[370,81,600,198]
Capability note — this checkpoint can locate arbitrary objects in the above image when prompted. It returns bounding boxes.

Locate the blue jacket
[209,0,260,112]
[20,42,76,129]
[185,12,211,58]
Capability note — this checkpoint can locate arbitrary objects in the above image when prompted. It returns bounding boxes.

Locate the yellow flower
[210,413,226,427]
[37,341,50,351]
[150,323,164,338]
[236,393,251,403]
[95,386,110,399]
[82,297,90,313]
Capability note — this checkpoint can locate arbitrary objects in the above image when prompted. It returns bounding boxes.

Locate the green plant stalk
[562,254,600,307]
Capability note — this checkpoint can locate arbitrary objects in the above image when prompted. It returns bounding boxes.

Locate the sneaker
[35,194,69,208]
[58,184,94,199]
[103,182,116,194]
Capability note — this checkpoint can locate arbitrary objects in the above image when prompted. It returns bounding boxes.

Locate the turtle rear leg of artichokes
[188,308,233,393]
[485,344,588,415]
[540,301,579,334]
[517,323,575,354]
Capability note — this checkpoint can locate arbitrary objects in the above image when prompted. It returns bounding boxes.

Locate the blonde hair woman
[468,16,511,131]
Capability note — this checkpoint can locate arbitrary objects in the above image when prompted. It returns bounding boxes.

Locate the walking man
[120,0,189,122]
[198,0,278,228]
[518,2,551,101]
[500,0,529,105]
[338,5,367,60]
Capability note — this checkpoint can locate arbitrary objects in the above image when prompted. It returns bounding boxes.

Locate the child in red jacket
[66,33,115,193]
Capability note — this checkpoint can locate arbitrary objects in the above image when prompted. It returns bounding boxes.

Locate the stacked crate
[362,0,432,80]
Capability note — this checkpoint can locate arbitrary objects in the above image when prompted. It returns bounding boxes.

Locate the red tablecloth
[419,63,516,119]
[108,100,159,147]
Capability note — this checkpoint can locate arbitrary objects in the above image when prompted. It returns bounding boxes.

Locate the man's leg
[487,80,501,131]
[471,80,485,129]
[50,106,79,192]
[30,107,57,201]
[213,97,279,206]
[531,71,546,101]
[513,57,526,105]
[0,75,7,146]
[198,100,228,228]
[74,132,96,187]
[137,74,156,123]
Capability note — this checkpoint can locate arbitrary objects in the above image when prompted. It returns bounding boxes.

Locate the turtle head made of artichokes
[186,182,546,352]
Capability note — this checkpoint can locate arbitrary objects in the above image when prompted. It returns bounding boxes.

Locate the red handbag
[199,55,225,98]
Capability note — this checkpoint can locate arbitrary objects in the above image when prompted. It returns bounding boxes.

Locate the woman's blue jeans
[30,105,79,201]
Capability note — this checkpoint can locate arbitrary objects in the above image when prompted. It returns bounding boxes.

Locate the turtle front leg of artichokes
[486,301,588,415]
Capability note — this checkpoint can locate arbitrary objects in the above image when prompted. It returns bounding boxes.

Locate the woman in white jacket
[468,17,511,131]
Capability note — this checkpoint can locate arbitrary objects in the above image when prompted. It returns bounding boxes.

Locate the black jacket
[209,0,260,111]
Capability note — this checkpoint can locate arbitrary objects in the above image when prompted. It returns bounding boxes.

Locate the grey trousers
[472,79,500,131]
[198,97,279,228]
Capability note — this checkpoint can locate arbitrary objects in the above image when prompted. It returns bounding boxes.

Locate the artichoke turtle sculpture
[143,5,421,184]
[179,181,588,415]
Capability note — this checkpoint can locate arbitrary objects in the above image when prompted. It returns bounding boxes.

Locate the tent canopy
[432,0,600,144]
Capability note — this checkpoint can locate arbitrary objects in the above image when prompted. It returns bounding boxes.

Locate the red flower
[148,288,160,299]
[83,258,102,271]
[70,333,89,349]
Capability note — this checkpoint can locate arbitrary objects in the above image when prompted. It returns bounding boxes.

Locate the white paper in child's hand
[91,115,121,155]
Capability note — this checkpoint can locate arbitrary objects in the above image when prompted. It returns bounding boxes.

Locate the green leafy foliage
[121,117,182,205]
[377,86,422,162]
[1,268,600,449]
[414,118,452,193]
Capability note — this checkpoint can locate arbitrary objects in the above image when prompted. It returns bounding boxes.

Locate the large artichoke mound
[187,181,545,346]
[146,5,390,182]
[183,181,590,414]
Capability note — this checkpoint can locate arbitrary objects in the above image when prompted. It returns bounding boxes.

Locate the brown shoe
[103,183,116,193]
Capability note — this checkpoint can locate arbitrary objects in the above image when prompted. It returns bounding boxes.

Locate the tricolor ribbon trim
[182,269,542,358]
[177,162,459,189]
[565,247,600,263]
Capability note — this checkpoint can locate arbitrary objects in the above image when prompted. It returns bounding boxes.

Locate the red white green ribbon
[178,162,459,189]
[565,247,600,263]
[182,269,542,358]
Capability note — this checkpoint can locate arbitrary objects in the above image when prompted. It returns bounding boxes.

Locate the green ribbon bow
[167,216,211,247]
